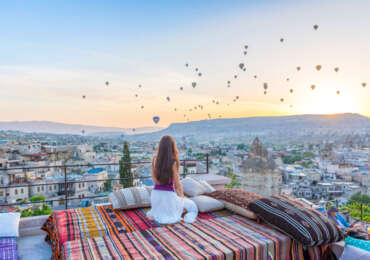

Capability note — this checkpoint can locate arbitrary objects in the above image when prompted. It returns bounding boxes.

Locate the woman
[147,135,198,224]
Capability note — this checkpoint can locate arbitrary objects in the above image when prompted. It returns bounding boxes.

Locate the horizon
[1,0,370,128]
[0,112,368,130]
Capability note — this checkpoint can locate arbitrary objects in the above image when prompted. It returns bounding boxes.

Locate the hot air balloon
[264,91,267,95]
[81,130,85,135]
[82,95,86,99]
[195,68,199,72]
[286,78,290,82]
[362,82,367,88]
[227,80,231,84]
[105,81,109,86]
[192,82,196,88]
[174,108,177,111]
[153,116,160,124]
[180,87,183,91]
[311,85,316,90]
[290,89,293,93]
[313,24,319,30]
[132,128,136,132]
[280,98,284,102]
[243,68,246,72]
[166,96,170,102]
[239,63,245,70]
[334,67,339,72]
[290,105,293,108]
[138,84,142,88]
[296,66,301,71]
[280,38,284,43]
[216,101,219,105]
[263,83,268,90]
[185,63,189,67]
[227,84,231,88]
[198,73,202,77]
[141,105,144,109]
[236,96,239,99]
[135,94,138,98]
[254,75,257,79]
[315,65,322,71]
[336,90,340,95]
[234,75,238,79]
[244,45,248,49]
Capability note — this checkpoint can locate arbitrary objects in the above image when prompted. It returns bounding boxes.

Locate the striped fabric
[109,187,152,210]
[0,237,18,260]
[42,205,231,260]
[62,214,292,260]
[249,195,344,247]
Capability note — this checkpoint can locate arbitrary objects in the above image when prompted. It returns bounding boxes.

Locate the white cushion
[198,180,215,193]
[181,177,207,197]
[187,174,231,185]
[0,212,21,237]
[108,186,152,210]
[190,195,224,213]
[340,245,370,260]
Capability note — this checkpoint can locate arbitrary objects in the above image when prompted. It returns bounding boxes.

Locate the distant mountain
[0,121,163,135]
[132,113,370,141]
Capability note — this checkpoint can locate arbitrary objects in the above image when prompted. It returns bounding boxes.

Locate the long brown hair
[153,135,179,185]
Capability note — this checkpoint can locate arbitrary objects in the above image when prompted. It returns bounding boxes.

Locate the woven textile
[249,195,344,246]
[0,237,18,260]
[62,214,292,260]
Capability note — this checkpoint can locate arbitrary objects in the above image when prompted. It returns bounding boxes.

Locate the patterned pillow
[189,195,224,213]
[207,188,263,208]
[249,195,344,246]
[109,186,152,210]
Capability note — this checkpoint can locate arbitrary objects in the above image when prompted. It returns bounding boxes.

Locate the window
[15,189,18,195]
[49,186,52,191]
[21,188,24,194]
[0,191,3,196]
[37,187,40,192]
[54,185,56,190]
[42,186,44,191]
[78,183,81,188]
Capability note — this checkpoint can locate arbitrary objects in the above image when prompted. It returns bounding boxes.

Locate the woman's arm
[173,164,184,197]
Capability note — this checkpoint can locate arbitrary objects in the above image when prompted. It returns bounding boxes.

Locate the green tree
[225,168,241,188]
[104,179,112,191]
[120,141,133,188]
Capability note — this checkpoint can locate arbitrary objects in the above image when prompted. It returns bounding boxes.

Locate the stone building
[238,137,282,197]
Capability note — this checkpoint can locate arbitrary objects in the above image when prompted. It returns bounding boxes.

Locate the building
[238,138,282,196]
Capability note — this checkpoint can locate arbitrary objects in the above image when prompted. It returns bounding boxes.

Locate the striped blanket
[62,215,292,260]
[0,237,18,260]
[42,205,231,260]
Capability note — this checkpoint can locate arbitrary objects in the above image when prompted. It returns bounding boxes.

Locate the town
[0,130,368,221]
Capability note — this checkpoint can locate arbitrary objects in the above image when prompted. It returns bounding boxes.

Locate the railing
[0,154,210,210]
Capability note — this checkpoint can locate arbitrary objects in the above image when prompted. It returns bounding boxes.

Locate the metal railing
[0,154,210,210]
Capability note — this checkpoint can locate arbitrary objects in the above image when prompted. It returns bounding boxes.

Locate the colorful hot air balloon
[243,68,246,72]
[234,75,238,79]
[254,75,257,79]
[180,87,183,91]
[81,129,85,135]
[244,45,248,49]
[153,116,160,124]
[135,94,138,98]
[315,65,322,71]
[166,96,170,102]
[280,38,284,43]
[198,73,202,77]
[334,67,339,72]
[362,82,367,88]
[263,83,268,90]
[82,95,86,99]
[105,81,109,86]
[141,105,144,109]
[243,51,247,55]
[192,82,197,88]
[286,78,290,82]
[195,68,199,72]
[185,63,189,67]
[264,91,267,95]
[132,128,136,132]
[239,63,245,70]
[313,24,319,30]
[290,89,293,93]
[280,98,284,102]
[227,80,231,84]
[296,66,301,71]
[138,84,142,88]
[311,85,316,90]
[336,90,340,95]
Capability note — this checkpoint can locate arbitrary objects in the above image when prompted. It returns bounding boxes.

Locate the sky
[0,0,370,128]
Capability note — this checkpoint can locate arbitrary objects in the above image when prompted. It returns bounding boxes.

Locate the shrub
[29,195,46,202]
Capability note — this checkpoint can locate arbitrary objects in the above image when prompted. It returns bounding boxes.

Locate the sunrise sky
[1,0,369,128]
